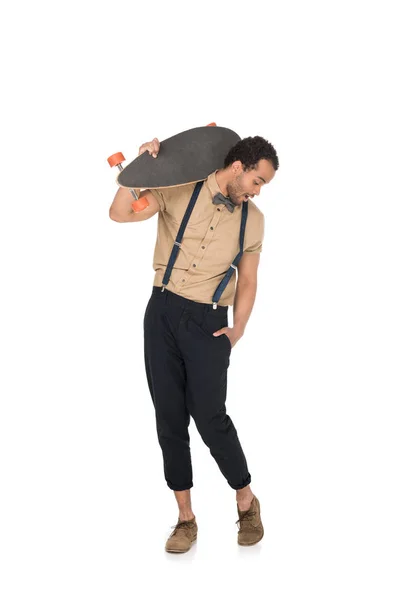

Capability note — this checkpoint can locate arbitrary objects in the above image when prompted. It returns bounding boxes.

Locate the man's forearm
[109,187,159,222]
[233,280,257,334]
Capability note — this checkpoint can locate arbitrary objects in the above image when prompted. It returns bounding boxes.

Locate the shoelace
[170,520,196,537]
[236,510,256,530]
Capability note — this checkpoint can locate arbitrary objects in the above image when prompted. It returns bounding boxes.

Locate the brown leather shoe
[236,495,264,546]
[165,517,197,553]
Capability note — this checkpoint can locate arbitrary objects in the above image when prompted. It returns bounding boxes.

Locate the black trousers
[143,286,251,491]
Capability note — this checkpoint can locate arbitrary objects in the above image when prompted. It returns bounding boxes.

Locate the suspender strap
[161,181,204,287]
[211,200,248,306]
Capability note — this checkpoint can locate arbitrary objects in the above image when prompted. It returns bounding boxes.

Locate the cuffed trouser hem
[167,482,194,491]
[228,474,251,490]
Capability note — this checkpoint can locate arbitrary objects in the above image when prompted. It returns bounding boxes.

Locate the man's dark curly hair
[224,136,279,171]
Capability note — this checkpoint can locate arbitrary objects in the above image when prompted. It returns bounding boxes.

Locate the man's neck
[215,169,229,197]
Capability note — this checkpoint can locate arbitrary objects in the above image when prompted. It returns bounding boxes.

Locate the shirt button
[182,279,185,282]
[201,246,205,249]
[210,226,214,230]
[217,208,220,211]
[193,264,196,267]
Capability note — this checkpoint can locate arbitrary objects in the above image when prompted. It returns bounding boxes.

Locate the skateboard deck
[117,125,241,190]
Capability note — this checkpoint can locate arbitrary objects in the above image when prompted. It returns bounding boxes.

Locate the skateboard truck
[107,152,150,213]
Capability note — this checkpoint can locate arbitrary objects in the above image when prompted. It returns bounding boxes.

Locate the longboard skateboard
[107,123,240,211]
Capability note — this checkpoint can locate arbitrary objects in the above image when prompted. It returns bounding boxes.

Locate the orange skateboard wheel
[131,196,150,213]
[206,122,216,126]
[108,151,148,212]
[107,152,125,168]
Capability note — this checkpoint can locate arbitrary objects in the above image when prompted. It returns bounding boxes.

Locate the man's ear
[232,160,243,175]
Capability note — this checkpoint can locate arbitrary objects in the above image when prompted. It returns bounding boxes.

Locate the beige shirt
[149,170,264,306]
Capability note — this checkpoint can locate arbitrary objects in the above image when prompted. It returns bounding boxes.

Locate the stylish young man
[109,134,279,552]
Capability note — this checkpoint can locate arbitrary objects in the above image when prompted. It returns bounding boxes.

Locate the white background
[1,1,399,598]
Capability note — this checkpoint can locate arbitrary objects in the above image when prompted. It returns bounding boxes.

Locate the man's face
[226,159,276,205]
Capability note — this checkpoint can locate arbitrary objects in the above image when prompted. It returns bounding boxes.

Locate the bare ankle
[236,486,254,510]
[179,511,195,522]
[173,489,194,522]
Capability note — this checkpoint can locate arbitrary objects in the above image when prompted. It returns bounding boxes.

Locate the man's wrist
[233,323,245,336]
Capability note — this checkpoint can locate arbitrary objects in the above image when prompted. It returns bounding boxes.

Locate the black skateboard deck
[117,125,241,189]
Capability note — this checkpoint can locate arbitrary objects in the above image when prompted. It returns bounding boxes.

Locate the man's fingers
[151,138,160,158]
[138,138,160,158]
[213,329,225,336]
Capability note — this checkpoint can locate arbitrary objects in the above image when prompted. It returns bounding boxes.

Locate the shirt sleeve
[244,214,264,254]
[148,188,167,212]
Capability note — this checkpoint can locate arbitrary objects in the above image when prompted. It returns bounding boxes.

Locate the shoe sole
[165,535,197,553]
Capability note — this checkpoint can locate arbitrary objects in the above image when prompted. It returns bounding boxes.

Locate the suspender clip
[213,302,217,310]
[174,241,182,248]
[161,286,165,292]
[230,263,237,270]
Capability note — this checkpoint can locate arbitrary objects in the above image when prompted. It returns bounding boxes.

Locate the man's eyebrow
[256,176,267,183]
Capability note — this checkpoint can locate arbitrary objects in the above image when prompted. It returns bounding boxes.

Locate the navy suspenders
[161,181,204,291]
[211,199,248,306]
[161,180,248,309]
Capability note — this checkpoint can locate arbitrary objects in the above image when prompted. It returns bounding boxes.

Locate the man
[109,133,279,553]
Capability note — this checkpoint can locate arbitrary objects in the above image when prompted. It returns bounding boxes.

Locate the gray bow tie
[212,192,235,213]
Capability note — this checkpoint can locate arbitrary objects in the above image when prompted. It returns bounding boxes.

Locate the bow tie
[212,192,235,213]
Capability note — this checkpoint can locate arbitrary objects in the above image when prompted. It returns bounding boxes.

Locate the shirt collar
[205,170,241,212]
